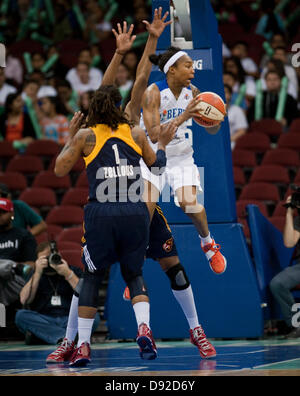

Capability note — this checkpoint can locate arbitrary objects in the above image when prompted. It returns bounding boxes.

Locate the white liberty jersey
[140,79,194,158]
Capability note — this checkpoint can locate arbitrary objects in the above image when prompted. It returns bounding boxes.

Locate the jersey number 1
[112,144,120,165]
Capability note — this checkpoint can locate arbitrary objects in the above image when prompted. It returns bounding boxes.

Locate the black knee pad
[166,263,190,291]
[78,270,105,308]
[74,277,84,298]
[127,275,148,300]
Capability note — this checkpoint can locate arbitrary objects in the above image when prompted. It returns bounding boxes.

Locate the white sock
[77,317,94,347]
[133,302,150,328]
[65,295,79,343]
[172,286,200,330]
[200,232,213,246]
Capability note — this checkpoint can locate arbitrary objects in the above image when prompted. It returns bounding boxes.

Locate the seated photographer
[0,198,37,312]
[270,192,300,339]
[15,241,99,345]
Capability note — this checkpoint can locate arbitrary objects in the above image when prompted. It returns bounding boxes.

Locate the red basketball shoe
[46,338,75,364]
[190,326,216,359]
[136,323,157,360]
[201,239,227,275]
[123,286,131,301]
[69,342,91,367]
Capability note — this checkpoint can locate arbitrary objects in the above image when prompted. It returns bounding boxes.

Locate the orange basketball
[193,91,226,128]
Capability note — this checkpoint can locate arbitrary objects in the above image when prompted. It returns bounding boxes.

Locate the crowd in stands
[1,0,300,341]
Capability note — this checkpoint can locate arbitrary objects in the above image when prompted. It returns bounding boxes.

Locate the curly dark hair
[87,85,133,130]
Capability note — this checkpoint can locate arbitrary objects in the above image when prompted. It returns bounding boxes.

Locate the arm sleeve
[147,149,167,176]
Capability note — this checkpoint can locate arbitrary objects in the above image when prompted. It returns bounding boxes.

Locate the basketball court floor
[0,338,299,376]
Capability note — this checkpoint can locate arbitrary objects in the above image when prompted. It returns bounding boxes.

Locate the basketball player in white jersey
[141,47,227,275]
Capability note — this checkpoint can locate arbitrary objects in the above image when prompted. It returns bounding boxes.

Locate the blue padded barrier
[247,205,300,321]
[105,223,263,339]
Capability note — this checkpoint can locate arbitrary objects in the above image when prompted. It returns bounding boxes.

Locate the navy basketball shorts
[146,205,178,260]
[82,202,150,282]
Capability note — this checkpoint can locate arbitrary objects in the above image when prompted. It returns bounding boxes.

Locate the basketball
[193,92,226,128]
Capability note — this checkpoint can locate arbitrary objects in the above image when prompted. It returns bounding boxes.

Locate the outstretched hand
[143,7,172,39]
[69,111,85,137]
[112,21,137,55]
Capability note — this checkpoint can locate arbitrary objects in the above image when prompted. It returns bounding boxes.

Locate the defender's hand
[143,7,172,39]
[69,111,85,138]
[159,121,178,147]
[112,22,136,55]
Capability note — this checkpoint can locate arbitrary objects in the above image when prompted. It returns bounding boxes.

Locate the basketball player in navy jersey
[141,48,227,277]
[54,82,176,366]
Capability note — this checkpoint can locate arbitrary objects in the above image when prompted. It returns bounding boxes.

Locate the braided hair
[87,85,133,131]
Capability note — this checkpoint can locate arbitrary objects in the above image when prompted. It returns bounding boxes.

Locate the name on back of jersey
[103,165,134,179]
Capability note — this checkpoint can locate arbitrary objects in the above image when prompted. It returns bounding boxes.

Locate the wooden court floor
[0,338,300,376]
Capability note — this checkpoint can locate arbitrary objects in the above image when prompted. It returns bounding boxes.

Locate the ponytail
[149,47,182,73]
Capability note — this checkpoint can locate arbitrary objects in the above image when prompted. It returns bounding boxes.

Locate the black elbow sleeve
[148,149,166,176]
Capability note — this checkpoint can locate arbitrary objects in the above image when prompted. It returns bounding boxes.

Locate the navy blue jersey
[84,123,143,203]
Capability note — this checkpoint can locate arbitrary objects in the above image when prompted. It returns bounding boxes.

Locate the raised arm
[127,8,172,125]
[101,21,136,87]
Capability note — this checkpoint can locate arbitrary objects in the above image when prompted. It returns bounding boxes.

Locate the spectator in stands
[223,71,247,111]
[79,90,94,120]
[248,70,299,127]
[255,0,285,41]
[0,198,36,312]
[39,96,70,145]
[223,56,256,105]
[270,194,300,339]
[0,92,36,147]
[53,2,73,43]
[66,49,103,94]
[122,50,139,80]
[56,80,79,119]
[260,32,291,69]
[5,49,24,86]
[31,52,47,72]
[272,47,299,98]
[84,3,112,44]
[224,84,248,150]
[231,41,259,79]
[29,70,57,100]
[261,58,298,101]
[22,79,44,122]
[0,183,47,238]
[0,67,17,109]
[115,63,133,106]
[67,62,95,95]
[16,241,84,345]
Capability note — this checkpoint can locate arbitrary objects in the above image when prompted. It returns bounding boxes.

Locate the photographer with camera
[15,241,84,345]
[270,188,300,339]
[0,198,37,332]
